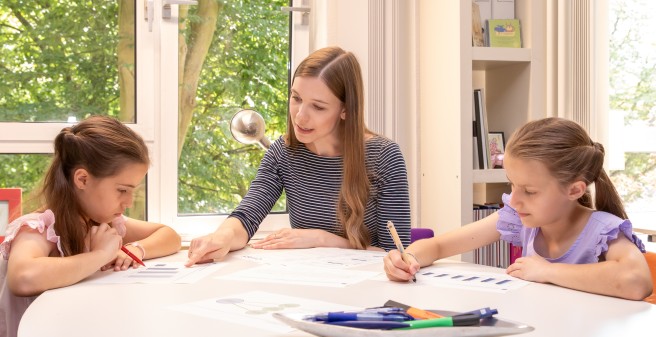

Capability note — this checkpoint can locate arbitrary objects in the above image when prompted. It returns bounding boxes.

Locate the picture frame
[488,132,505,169]
[0,188,22,242]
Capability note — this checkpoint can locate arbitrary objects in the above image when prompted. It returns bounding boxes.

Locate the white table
[18,248,655,337]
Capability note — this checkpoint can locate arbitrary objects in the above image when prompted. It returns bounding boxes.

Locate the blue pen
[459,307,498,319]
[306,308,414,322]
[326,321,411,329]
[322,312,411,322]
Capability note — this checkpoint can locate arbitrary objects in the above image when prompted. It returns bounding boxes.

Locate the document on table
[232,247,386,269]
[216,264,379,287]
[84,261,225,284]
[169,290,360,333]
[415,265,530,293]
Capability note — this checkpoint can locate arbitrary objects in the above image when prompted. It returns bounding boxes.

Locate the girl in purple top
[384,117,653,301]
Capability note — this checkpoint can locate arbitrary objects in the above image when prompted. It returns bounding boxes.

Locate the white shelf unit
[418,0,547,259]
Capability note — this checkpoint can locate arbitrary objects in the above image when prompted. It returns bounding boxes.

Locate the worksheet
[216,264,380,287]
[168,291,360,333]
[84,261,225,284]
[232,247,386,269]
[415,265,530,293]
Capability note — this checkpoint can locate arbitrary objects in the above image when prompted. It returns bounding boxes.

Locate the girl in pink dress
[0,116,181,337]
[384,117,652,301]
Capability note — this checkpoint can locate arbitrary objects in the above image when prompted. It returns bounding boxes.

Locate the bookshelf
[419,0,547,262]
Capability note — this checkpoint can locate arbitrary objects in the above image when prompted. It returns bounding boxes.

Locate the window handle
[280,6,311,13]
[280,6,310,26]
[145,0,154,32]
[163,0,198,19]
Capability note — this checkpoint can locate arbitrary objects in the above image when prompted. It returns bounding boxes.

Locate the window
[608,0,656,229]
[149,0,308,236]
[175,1,291,215]
[0,1,147,219]
[0,1,304,233]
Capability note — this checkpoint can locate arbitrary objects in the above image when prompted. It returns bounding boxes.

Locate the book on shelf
[472,3,485,47]
[473,89,490,169]
[487,19,522,48]
[473,1,491,46]
[472,2,485,47]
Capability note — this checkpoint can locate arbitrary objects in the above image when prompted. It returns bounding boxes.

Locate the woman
[186,46,411,266]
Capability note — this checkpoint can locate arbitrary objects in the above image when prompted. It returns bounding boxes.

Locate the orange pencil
[121,246,146,267]
[384,300,444,319]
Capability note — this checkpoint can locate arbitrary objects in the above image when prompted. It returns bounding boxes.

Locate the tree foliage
[177,0,288,214]
[608,0,656,203]
[0,0,289,217]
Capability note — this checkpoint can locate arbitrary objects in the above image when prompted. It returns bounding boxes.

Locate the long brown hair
[38,115,150,256]
[286,46,371,249]
[505,117,627,219]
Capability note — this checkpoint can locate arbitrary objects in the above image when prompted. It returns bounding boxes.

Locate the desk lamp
[229,109,271,150]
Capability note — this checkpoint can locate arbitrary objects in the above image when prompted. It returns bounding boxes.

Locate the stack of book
[472,0,521,48]
[472,204,522,268]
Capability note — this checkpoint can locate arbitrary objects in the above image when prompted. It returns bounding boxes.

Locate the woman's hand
[383,249,420,282]
[185,231,233,267]
[250,228,328,249]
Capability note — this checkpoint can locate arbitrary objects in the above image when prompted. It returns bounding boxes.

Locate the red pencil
[121,246,146,267]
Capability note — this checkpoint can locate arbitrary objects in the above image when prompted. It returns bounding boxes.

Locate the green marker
[395,313,480,330]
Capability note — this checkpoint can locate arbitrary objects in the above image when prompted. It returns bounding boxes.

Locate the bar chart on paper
[417,266,529,293]
[84,262,225,284]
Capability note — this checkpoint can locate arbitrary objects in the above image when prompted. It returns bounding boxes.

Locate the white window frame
[0,1,156,186]
[153,0,308,240]
[0,1,420,242]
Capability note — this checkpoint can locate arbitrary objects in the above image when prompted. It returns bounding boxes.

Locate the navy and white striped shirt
[230,135,411,251]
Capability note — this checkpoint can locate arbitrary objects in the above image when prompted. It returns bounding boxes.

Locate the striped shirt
[230,135,411,251]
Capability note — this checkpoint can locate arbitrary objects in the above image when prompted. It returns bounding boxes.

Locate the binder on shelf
[473,89,489,169]
[474,0,492,22]
[491,0,514,19]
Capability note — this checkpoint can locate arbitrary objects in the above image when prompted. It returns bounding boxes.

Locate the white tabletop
[18,248,655,337]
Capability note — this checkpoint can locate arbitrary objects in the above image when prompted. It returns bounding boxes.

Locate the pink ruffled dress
[497,193,646,263]
[0,210,126,337]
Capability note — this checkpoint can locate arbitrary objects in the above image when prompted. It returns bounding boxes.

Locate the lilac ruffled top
[1,210,126,337]
[496,194,645,263]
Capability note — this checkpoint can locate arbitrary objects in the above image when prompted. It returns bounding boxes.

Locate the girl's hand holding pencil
[386,221,420,283]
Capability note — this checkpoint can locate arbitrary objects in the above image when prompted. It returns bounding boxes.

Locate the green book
[487,19,521,48]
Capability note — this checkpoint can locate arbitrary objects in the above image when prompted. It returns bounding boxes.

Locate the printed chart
[169,291,360,333]
[84,262,224,284]
[216,264,379,287]
[417,266,530,293]
[232,247,386,269]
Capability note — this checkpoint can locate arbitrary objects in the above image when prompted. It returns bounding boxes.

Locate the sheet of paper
[217,264,380,287]
[84,261,225,284]
[168,291,361,333]
[232,247,386,269]
[415,265,530,293]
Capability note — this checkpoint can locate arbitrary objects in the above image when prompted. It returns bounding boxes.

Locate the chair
[410,227,434,243]
[0,188,22,243]
[644,252,656,304]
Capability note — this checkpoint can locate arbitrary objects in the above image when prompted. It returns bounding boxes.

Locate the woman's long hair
[286,46,372,249]
[38,115,150,256]
[505,117,627,219]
